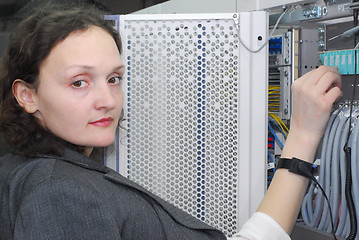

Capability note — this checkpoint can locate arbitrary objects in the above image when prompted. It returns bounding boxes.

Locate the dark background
[0,0,167,17]
[0,0,168,55]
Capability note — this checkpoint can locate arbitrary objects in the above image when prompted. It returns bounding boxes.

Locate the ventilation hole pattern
[122,18,239,237]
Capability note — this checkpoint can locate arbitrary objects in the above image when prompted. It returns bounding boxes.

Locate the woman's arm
[257,66,342,233]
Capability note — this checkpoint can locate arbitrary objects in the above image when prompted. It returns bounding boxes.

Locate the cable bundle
[269,112,289,138]
[268,86,281,113]
[267,113,289,186]
[301,104,359,239]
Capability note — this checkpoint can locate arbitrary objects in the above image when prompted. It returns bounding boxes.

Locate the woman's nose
[93,83,117,110]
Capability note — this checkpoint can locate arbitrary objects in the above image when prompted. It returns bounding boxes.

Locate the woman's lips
[89,117,113,127]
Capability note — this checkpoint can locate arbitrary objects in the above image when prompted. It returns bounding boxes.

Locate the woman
[0,3,342,240]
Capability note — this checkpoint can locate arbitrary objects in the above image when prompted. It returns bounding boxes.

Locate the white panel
[161,0,236,14]
[106,12,268,237]
[247,11,268,216]
[236,2,315,12]
[134,0,236,14]
[237,11,268,224]
[236,0,259,12]
[257,0,309,11]
[236,0,312,12]
[133,0,311,14]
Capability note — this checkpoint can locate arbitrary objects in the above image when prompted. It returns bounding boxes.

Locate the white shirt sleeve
[227,212,291,240]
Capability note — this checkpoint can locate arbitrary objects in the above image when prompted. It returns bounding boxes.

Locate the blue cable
[267,152,276,185]
[268,122,284,149]
[268,116,287,139]
[267,151,275,163]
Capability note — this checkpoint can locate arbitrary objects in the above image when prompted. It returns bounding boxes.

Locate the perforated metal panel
[106,13,268,237]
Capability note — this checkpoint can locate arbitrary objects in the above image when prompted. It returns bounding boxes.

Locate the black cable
[344,146,357,240]
[277,158,338,239]
[310,176,338,240]
[343,56,358,239]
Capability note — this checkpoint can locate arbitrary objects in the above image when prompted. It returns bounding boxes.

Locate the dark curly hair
[0,3,122,157]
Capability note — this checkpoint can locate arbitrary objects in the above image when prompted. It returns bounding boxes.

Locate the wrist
[281,130,322,162]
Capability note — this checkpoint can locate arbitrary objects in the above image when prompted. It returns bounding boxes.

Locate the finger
[298,66,339,86]
[323,86,342,105]
[315,71,342,94]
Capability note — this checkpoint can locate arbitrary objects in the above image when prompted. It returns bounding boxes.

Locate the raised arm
[257,66,342,233]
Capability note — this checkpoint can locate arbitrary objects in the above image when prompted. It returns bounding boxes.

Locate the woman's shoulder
[0,152,27,181]
[1,151,104,197]
[0,152,28,196]
[2,154,61,192]
[0,152,52,187]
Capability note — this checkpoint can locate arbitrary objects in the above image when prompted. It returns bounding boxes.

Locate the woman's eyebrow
[112,65,125,72]
[62,64,125,73]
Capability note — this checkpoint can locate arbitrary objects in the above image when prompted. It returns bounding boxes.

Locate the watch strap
[276,157,315,179]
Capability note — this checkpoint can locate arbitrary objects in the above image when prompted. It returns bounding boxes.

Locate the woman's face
[32,26,124,154]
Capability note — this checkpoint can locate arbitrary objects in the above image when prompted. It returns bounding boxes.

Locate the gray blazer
[0,148,226,240]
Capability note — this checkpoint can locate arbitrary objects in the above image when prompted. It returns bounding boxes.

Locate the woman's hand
[288,66,342,156]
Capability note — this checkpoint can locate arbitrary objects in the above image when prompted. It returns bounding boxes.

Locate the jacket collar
[35,147,109,174]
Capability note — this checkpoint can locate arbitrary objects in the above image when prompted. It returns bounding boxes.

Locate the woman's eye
[108,76,122,85]
[72,80,88,88]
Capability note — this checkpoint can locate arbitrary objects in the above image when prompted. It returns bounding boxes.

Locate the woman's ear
[12,79,39,114]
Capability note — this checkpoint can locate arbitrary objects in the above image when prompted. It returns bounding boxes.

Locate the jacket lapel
[103,170,219,231]
[39,148,219,232]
